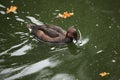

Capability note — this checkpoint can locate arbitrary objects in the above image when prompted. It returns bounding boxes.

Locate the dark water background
[0,0,120,80]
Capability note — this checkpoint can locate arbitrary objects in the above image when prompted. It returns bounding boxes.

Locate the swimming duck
[27,24,78,44]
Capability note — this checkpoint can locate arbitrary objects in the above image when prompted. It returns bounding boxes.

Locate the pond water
[0,0,120,80]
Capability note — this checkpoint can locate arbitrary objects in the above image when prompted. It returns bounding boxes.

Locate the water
[0,0,120,80]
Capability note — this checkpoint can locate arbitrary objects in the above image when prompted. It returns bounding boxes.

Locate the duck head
[66,27,78,42]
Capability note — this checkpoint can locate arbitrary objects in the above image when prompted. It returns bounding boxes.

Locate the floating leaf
[99,72,110,77]
[56,11,74,19]
[6,6,17,14]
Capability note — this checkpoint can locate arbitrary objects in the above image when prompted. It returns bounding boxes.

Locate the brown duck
[27,24,78,44]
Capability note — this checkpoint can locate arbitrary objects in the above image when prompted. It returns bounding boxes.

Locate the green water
[0,0,120,80]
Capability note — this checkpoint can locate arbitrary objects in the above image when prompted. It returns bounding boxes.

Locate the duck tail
[27,24,36,32]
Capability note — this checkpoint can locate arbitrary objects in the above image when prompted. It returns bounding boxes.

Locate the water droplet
[109,26,112,28]
[11,0,14,3]
[94,46,97,49]
[7,17,10,19]
[112,60,116,63]
[96,24,99,26]
[96,50,103,54]
[51,47,55,50]
[0,11,5,14]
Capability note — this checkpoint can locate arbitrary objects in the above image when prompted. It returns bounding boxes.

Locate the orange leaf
[6,6,17,14]
[57,11,74,19]
[99,72,110,77]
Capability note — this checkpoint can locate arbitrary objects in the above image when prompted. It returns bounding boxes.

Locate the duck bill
[74,35,78,42]
[73,38,78,43]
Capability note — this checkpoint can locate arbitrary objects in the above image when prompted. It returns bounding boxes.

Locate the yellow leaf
[56,11,74,19]
[6,6,17,14]
[99,72,110,77]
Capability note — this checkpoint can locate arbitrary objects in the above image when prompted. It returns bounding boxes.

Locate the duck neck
[64,35,73,43]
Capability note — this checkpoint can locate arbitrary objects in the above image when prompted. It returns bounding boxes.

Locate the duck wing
[36,25,61,38]
[45,24,66,35]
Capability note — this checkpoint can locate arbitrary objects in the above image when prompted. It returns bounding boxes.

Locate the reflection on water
[0,40,28,56]
[0,4,6,15]
[26,16,44,25]
[4,57,61,80]
[15,17,25,22]
[51,47,68,53]
[96,50,103,54]
[11,45,32,56]
[0,11,5,14]
[0,65,26,75]
[51,73,75,80]
[0,4,6,8]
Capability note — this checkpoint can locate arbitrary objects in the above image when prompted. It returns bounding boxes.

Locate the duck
[27,24,79,44]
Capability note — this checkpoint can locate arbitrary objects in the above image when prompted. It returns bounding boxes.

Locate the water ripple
[0,4,6,8]
[73,29,89,47]
[26,16,44,25]
[4,58,61,80]
[0,40,28,56]
[11,45,32,56]
[0,65,26,75]
[51,73,76,80]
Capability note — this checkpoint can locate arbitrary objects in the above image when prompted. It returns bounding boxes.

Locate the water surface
[0,0,120,80]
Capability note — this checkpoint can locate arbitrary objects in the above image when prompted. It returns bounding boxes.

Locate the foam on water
[73,29,89,47]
